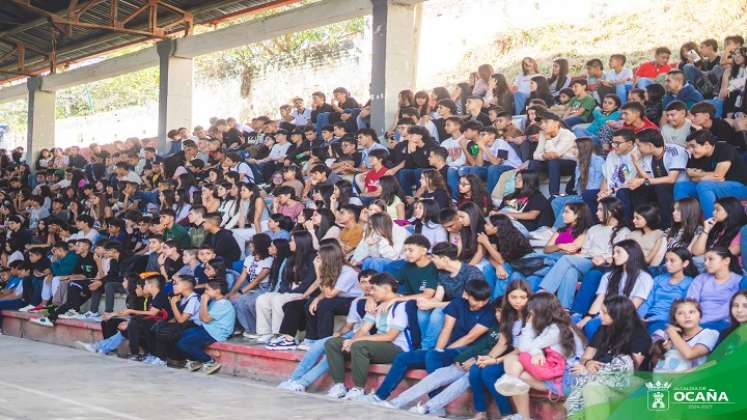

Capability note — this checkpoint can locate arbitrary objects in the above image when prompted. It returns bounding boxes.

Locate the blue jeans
[550,190,600,228]
[398,168,424,196]
[539,255,594,309]
[571,313,602,340]
[616,83,632,105]
[375,348,459,400]
[513,91,529,115]
[646,319,668,335]
[636,77,656,89]
[572,123,592,138]
[479,259,520,300]
[673,180,747,218]
[177,326,216,363]
[571,267,608,315]
[361,258,406,276]
[418,306,446,350]
[563,116,587,128]
[469,363,513,414]
[0,298,26,326]
[290,331,354,387]
[96,331,126,354]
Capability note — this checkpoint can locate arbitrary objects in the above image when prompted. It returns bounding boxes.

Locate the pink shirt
[555,226,576,245]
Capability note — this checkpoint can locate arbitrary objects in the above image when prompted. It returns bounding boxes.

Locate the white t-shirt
[639,144,689,182]
[655,328,719,372]
[441,137,466,167]
[604,68,633,84]
[269,142,291,162]
[487,138,522,168]
[603,148,637,190]
[241,256,274,286]
[514,74,539,94]
[597,271,654,301]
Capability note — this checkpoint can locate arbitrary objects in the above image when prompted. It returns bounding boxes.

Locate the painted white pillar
[157,39,193,152]
[26,76,55,164]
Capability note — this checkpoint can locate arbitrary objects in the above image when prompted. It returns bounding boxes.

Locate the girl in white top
[653,298,719,372]
[494,293,584,420]
[351,212,408,265]
[411,199,447,249]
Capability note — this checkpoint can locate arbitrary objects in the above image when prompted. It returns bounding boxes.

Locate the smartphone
[496,150,509,160]
[688,49,701,62]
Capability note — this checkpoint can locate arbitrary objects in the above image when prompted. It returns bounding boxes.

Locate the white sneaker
[242,332,260,340]
[327,383,347,399]
[255,334,274,344]
[150,357,167,367]
[277,380,305,392]
[58,310,81,320]
[367,394,395,408]
[408,403,428,415]
[501,415,525,420]
[30,317,54,327]
[18,304,35,312]
[142,354,158,364]
[268,335,286,345]
[494,374,530,396]
[344,387,366,401]
[74,341,98,353]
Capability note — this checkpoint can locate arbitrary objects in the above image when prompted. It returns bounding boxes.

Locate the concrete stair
[1,310,565,419]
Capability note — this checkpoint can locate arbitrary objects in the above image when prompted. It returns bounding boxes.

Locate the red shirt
[634,61,673,79]
[364,166,388,193]
[624,117,659,133]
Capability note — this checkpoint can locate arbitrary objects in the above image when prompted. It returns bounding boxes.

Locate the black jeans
[278,298,309,337]
[48,281,92,322]
[127,317,158,355]
[631,183,675,229]
[304,296,355,340]
[101,317,128,339]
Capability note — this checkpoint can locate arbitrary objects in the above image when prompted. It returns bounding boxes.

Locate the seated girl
[652,298,720,372]
[229,234,273,337]
[686,247,743,331]
[414,169,451,210]
[411,198,447,248]
[377,175,406,221]
[639,247,698,335]
[664,198,702,251]
[565,295,650,419]
[690,197,745,260]
[496,170,553,234]
[469,280,531,420]
[627,204,666,267]
[476,214,533,298]
[457,174,491,214]
[540,197,629,309]
[576,239,654,339]
[712,290,747,359]
[493,292,585,420]
[572,94,622,143]
[352,212,408,272]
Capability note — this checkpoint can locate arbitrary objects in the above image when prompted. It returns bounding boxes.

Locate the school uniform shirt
[440,137,467,167]
[179,292,200,320]
[603,148,638,190]
[144,290,171,321]
[687,141,747,185]
[397,262,439,296]
[333,265,364,298]
[242,255,274,287]
[202,298,236,342]
[597,271,654,301]
[639,143,689,182]
[687,272,743,324]
[363,301,410,352]
[641,274,694,322]
[533,128,577,161]
[346,296,367,330]
[444,296,496,344]
[438,263,486,302]
[590,321,650,363]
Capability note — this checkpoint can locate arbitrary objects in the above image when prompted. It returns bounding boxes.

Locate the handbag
[511,255,547,276]
[519,348,566,380]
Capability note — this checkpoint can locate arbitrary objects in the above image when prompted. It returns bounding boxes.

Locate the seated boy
[177,280,235,375]
[324,272,410,400]
[371,279,495,404]
[125,273,171,362]
[149,275,200,367]
[0,261,32,331]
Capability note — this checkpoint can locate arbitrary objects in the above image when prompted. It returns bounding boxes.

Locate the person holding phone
[460,126,521,195]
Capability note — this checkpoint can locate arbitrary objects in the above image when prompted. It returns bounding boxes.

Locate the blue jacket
[663,83,704,108]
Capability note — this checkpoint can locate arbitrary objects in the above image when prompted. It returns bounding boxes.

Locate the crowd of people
[3,35,747,420]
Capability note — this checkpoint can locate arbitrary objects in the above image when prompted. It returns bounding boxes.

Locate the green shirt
[163,224,191,249]
[396,262,439,295]
[568,94,596,122]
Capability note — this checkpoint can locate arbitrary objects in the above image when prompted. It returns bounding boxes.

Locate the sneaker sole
[494,381,530,396]
[203,365,222,375]
[265,345,296,351]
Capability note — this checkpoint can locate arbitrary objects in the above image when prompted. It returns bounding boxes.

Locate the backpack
[392,300,422,351]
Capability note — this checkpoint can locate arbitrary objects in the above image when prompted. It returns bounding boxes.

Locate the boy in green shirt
[563,79,597,127]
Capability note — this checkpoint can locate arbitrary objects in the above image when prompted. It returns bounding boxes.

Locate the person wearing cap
[528,111,578,196]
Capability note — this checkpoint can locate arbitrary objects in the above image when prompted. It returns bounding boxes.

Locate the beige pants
[254,292,303,335]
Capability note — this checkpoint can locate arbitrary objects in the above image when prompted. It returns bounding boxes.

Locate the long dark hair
[598,196,627,247]
[314,208,337,239]
[414,90,431,118]
[491,73,511,103]
[414,198,441,234]
[529,75,552,105]
[334,180,356,208]
[515,170,541,198]
[562,202,594,238]
[597,295,647,356]
[288,230,316,285]
[549,58,569,92]
[666,247,699,278]
[459,173,489,212]
[575,137,595,193]
[722,290,747,340]
[528,292,580,357]
[500,280,532,349]
[379,175,405,207]
[458,201,485,261]
[707,197,747,249]
[487,214,533,261]
[668,197,702,249]
[607,239,647,298]
[240,182,262,227]
[269,239,291,290]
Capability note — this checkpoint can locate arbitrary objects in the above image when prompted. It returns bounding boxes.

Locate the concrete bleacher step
[1,310,565,419]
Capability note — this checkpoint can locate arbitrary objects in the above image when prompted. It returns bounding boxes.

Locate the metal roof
[0,0,301,83]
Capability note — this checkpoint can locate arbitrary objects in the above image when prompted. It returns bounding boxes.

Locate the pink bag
[518,348,566,380]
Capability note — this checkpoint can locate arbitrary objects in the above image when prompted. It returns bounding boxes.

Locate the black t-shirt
[337,151,362,168]
[31,256,52,276]
[285,141,311,166]
[686,141,747,184]
[202,229,241,262]
[74,253,97,279]
[391,140,436,169]
[500,192,553,231]
[423,189,451,209]
[710,119,742,151]
[7,229,31,253]
[467,112,492,127]
[311,103,334,124]
[145,290,172,321]
[591,321,651,363]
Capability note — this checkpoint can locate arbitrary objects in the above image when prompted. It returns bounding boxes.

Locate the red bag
[518,348,566,380]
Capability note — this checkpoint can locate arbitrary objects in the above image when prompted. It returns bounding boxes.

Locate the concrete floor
[0,335,421,420]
